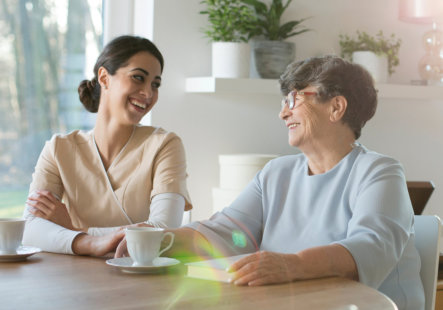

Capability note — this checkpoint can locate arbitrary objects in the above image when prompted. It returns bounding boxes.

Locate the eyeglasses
[281,90,317,110]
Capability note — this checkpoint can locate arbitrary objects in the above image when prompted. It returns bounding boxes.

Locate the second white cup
[125,227,174,266]
[0,218,26,255]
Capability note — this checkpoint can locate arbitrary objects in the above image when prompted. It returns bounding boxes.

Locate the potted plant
[339,31,402,83]
[244,0,310,79]
[200,0,257,78]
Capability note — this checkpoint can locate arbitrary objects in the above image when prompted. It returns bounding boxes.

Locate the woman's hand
[114,237,128,258]
[27,190,76,230]
[72,229,126,257]
[228,251,297,286]
[72,222,154,257]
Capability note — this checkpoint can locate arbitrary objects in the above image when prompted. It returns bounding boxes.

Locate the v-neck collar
[93,126,136,173]
[90,126,137,224]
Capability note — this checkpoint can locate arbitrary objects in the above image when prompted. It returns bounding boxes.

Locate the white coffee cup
[125,227,175,266]
[0,218,26,254]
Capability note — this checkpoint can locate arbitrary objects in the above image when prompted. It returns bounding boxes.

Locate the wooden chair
[407,181,435,215]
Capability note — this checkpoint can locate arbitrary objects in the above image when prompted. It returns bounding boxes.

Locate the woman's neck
[304,131,356,176]
[94,118,135,170]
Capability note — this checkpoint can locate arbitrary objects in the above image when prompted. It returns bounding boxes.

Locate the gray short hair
[279,55,377,139]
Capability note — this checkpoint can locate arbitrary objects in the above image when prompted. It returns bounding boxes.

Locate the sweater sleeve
[22,136,82,254]
[150,133,192,211]
[23,207,83,254]
[336,158,414,289]
[185,173,263,257]
[87,193,185,236]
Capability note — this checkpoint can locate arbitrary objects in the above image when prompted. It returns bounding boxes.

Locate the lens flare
[232,230,247,248]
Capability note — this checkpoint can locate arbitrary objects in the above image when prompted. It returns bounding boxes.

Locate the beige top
[25,125,191,251]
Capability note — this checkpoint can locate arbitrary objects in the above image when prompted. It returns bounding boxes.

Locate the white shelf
[185,77,443,100]
[185,77,281,94]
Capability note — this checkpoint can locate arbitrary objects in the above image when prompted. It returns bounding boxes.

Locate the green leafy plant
[243,0,310,41]
[339,30,402,75]
[199,0,257,42]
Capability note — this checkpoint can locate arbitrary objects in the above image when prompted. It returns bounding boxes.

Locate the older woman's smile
[287,122,300,129]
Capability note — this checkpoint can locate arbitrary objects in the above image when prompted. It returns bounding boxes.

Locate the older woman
[115,55,424,310]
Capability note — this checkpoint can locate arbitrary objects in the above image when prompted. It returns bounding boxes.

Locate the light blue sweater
[188,144,424,310]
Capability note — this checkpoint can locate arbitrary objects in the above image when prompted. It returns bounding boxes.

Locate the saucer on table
[0,246,41,262]
[106,256,180,274]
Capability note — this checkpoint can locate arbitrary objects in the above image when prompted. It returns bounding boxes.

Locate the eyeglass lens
[282,90,318,110]
[281,91,296,109]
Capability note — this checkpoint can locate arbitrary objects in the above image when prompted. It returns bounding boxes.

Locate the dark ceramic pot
[253,40,295,79]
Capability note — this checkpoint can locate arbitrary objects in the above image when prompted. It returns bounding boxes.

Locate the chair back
[414,215,441,310]
[407,181,434,215]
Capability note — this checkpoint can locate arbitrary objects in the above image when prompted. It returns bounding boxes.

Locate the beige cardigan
[24,125,192,253]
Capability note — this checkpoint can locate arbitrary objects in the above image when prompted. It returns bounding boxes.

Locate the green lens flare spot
[232,230,247,248]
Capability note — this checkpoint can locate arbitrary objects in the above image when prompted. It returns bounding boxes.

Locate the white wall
[148,0,443,224]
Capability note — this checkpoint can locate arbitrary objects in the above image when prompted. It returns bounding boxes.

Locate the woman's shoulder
[47,130,92,147]
[352,143,404,175]
[135,125,174,137]
[134,125,183,147]
[268,152,305,164]
[37,130,92,159]
[262,153,306,173]
[354,143,401,166]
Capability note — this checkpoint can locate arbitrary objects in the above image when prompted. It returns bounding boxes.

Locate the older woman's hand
[228,251,297,286]
[114,238,128,258]
[27,190,75,230]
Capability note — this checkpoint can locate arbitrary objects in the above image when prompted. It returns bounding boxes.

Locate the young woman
[23,35,192,256]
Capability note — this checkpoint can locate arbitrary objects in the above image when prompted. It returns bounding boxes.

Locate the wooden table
[0,252,397,310]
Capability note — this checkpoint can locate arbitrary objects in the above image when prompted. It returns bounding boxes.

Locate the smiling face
[97,51,162,126]
[279,86,332,150]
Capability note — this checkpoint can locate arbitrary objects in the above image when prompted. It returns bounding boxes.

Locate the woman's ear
[329,96,347,122]
[97,67,109,90]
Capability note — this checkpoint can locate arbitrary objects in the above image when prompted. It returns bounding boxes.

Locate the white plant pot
[352,51,388,83]
[212,42,250,78]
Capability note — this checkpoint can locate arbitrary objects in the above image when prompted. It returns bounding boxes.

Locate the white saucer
[106,257,181,274]
[0,246,41,262]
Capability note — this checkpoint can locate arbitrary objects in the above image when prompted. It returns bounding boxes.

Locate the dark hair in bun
[78,77,100,112]
[78,35,164,113]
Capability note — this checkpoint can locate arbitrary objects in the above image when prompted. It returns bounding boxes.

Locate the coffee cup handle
[158,232,175,257]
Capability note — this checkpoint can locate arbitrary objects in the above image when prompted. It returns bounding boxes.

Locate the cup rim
[125,227,164,232]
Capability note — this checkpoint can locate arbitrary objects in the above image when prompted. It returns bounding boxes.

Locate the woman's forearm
[163,227,213,261]
[71,233,93,255]
[228,244,358,286]
[22,214,83,254]
[288,244,359,281]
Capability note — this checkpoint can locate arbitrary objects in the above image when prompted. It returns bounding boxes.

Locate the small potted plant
[200,0,257,78]
[339,31,402,83]
[244,0,310,79]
